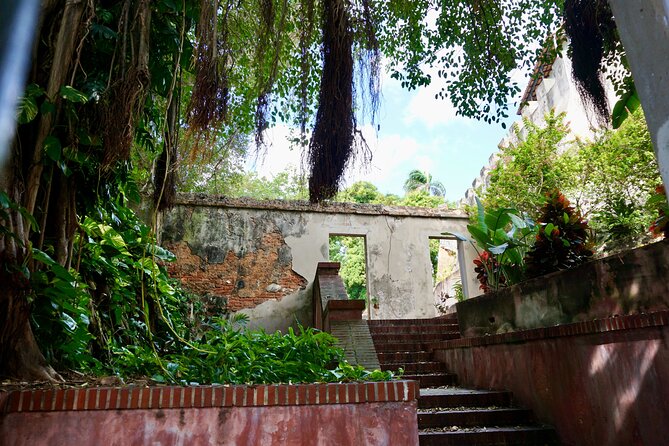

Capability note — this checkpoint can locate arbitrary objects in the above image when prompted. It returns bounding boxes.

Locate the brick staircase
[369,315,559,446]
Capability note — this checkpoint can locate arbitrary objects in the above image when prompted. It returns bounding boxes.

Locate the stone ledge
[0,380,418,413]
[432,310,669,350]
[174,193,467,219]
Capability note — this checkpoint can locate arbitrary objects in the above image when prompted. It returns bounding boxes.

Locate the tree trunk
[0,288,60,381]
[24,0,85,219]
[0,0,85,382]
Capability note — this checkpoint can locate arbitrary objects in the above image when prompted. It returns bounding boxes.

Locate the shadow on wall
[584,329,666,445]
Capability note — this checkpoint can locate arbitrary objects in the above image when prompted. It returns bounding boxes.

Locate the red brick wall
[432,311,669,446]
[166,231,307,313]
[0,381,419,445]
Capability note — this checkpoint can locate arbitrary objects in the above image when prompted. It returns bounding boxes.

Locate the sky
[246,67,528,203]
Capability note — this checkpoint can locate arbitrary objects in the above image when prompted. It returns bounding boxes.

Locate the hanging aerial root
[308,0,355,202]
[187,0,229,136]
[563,0,617,123]
[101,67,150,166]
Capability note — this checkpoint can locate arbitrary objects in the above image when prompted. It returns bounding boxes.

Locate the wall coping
[432,310,669,350]
[0,380,418,414]
[173,193,468,219]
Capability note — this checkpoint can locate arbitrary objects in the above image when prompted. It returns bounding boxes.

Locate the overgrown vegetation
[0,0,648,381]
[481,109,660,250]
[524,190,593,278]
[447,198,537,293]
[9,190,396,384]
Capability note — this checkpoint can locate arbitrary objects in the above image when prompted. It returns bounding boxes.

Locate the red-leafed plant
[473,251,506,293]
[648,185,669,238]
[524,190,593,278]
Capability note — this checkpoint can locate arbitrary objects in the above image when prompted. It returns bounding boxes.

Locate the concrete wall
[456,240,669,337]
[0,381,420,446]
[432,312,669,446]
[161,194,478,332]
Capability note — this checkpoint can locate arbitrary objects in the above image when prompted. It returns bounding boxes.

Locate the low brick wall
[0,380,419,446]
[432,311,669,446]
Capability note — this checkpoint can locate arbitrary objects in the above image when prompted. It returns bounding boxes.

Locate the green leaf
[44,136,62,161]
[544,223,555,236]
[475,197,488,233]
[60,85,89,103]
[611,87,640,129]
[40,100,56,115]
[0,192,10,208]
[32,248,57,266]
[467,225,492,249]
[508,213,526,229]
[17,96,39,124]
[492,228,510,245]
[488,243,509,255]
[484,208,513,232]
[152,374,166,383]
[441,231,470,242]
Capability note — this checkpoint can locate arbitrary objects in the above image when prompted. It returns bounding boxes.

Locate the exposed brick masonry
[0,380,418,414]
[166,231,307,312]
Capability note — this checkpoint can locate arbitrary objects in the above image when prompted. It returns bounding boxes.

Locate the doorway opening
[429,237,463,314]
[328,235,368,302]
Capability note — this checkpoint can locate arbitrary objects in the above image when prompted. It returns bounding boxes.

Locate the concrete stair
[369,316,559,446]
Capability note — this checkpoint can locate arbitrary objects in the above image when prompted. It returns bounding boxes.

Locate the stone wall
[161,194,478,332]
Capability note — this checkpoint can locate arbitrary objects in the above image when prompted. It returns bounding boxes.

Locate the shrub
[524,190,594,278]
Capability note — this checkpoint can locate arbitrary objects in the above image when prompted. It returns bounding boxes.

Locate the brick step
[381,361,447,374]
[377,351,432,363]
[368,324,460,334]
[368,318,457,326]
[418,388,512,409]
[371,332,461,343]
[418,426,560,446]
[417,408,533,428]
[373,342,439,352]
[404,373,458,387]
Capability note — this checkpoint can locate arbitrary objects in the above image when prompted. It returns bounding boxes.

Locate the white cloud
[245,125,306,178]
[403,83,462,128]
[246,123,427,196]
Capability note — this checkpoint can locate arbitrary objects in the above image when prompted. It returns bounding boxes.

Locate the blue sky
[248,67,526,203]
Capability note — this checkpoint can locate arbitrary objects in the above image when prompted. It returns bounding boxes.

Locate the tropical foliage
[482,111,577,218]
[446,198,537,293]
[17,191,397,384]
[480,109,660,250]
[524,190,594,278]
[0,0,638,381]
[404,170,446,197]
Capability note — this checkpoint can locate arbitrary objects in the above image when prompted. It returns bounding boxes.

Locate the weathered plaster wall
[456,240,669,337]
[161,194,477,332]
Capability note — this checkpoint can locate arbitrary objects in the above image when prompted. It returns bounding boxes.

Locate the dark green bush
[524,190,594,278]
